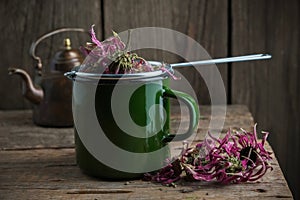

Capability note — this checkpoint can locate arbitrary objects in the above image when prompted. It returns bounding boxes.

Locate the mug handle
[162,87,199,143]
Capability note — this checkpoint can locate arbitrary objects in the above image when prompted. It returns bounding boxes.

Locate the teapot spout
[8,67,44,104]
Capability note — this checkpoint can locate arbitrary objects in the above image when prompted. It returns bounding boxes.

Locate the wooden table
[0,105,293,199]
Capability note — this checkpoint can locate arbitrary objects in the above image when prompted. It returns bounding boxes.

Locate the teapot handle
[30,28,88,75]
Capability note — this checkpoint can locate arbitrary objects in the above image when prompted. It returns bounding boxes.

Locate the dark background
[0,0,299,198]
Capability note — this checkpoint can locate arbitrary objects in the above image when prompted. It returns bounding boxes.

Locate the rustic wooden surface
[0,0,227,109]
[231,0,300,198]
[0,0,299,198]
[0,106,293,199]
[104,0,228,105]
[0,0,101,109]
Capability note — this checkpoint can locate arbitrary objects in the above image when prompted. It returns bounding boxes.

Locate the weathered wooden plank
[0,0,102,109]
[0,106,293,199]
[231,0,299,198]
[0,184,292,200]
[103,0,228,104]
[0,106,253,150]
[0,146,292,199]
[0,186,291,200]
[0,110,74,150]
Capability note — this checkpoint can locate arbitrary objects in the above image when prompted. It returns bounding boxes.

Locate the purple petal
[89,25,103,49]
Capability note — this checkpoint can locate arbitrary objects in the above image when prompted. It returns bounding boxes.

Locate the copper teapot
[8,28,86,127]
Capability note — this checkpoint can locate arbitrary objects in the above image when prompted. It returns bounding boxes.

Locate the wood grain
[103,0,228,104]
[0,150,292,199]
[0,0,102,109]
[231,0,299,198]
[0,0,298,198]
[0,105,252,150]
[1,0,228,105]
[0,106,293,199]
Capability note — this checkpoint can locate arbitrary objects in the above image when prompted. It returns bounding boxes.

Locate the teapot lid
[53,38,83,64]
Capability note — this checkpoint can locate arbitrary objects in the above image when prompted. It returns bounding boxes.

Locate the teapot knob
[64,38,72,50]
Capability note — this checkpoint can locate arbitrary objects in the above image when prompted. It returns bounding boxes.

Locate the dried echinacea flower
[80,25,178,78]
[144,124,273,185]
[80,25,153,74]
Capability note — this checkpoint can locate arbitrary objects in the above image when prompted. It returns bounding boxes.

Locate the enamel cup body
[70,72,199,179]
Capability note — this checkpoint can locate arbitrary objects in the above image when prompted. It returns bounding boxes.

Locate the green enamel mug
[65,62,199,179]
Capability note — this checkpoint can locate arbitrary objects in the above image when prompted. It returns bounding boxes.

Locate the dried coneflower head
[81,25,157,74]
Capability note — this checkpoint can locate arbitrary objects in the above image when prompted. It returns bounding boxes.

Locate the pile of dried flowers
[80,25,171,75]
[144,124,273,185]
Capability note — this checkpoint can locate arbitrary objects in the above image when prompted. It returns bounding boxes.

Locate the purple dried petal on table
[143,112,272,185]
